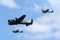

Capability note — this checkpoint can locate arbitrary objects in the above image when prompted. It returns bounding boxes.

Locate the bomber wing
[17,15,26,22]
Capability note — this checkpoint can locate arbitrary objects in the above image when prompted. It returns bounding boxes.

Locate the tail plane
[26,19,33,26]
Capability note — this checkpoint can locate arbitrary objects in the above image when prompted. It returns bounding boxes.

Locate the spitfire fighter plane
[8,15,33,26]
[42,9,53,13]
[12,30,23,33]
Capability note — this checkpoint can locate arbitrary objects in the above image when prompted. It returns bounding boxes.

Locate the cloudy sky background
[0,0,60,40]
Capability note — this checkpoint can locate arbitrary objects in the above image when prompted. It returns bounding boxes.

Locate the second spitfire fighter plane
[42,9,53,13]
[12,30,23,33]
[8,15,33,26]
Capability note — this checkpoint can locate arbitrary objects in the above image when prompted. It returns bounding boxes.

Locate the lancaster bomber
[42,9,53,13]
[12,30,23,33]
[8,15,33,26]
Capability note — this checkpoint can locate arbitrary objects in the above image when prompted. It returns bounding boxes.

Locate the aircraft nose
[8,20,10,22]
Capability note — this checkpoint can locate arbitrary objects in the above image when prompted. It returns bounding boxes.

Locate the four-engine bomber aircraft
[12,30,23,33]
[8,15,33,26]
[42,9,53,13]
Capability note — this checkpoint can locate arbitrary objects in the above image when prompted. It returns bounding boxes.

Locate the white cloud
[48,0,60,6]
[27,22,52,33]
[0,0,21,8]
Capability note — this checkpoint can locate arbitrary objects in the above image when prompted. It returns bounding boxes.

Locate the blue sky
[0,0,60,40]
